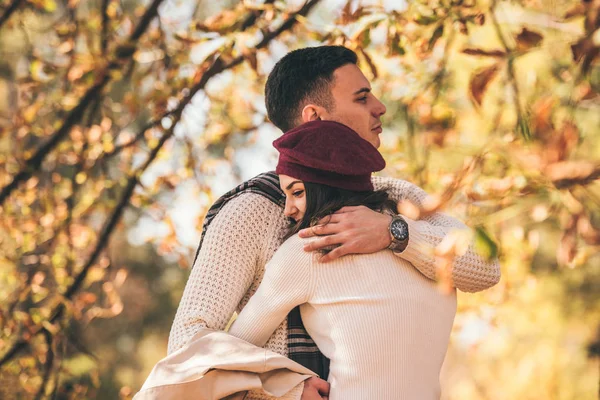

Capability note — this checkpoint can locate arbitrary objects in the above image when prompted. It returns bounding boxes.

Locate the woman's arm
[229,237,316,347]
[167,193,283,354]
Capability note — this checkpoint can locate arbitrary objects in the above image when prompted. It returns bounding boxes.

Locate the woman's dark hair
[265,46,358,132]
[283,182,397,245]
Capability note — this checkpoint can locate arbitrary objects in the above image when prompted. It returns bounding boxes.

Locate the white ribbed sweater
[228,234,457,399]
[167,176,500,399]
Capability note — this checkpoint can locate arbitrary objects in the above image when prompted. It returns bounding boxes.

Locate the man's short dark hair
[265,46,358,132]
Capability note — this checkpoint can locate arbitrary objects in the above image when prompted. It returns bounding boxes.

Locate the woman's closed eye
[292,190,304,197]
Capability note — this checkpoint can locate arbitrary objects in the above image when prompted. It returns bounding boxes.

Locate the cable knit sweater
[168,176,500,399]
[228,234,457,399]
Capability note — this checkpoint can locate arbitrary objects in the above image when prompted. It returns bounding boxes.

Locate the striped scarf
[193,171,330,379]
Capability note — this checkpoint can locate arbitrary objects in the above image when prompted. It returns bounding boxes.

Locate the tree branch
[33,328,54,400]
[240,0,276,30]
[0,0,166,206]
[101,0,110,54]
[0,0,24,31]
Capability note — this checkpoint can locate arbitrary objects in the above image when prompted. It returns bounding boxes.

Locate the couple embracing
[136,46,500,400]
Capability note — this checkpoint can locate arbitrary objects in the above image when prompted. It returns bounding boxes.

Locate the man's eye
[357,97,367,103]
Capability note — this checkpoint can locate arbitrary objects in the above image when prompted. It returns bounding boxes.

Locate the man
[168,46,501,400]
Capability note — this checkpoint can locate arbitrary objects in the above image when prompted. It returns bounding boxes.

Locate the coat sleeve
[229,237,315,348]
[373,176,501,293]
[167,193,282,354]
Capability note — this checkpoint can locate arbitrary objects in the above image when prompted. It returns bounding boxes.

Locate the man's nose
[372,96,386,117]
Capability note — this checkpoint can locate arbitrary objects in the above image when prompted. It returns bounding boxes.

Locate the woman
[228,120,456,399]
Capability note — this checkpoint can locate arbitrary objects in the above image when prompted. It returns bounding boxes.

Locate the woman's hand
[302,376,330,400]
[298,205,392,262]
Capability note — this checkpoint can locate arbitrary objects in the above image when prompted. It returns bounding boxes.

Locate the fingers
[334,205,364,214]
[312,378,330,395]
[298,215,351,238]
[299,224,339,238]
[318,245,350,263]
[302,235,337,251]
[299,208,367,238]
[298,225,319,238]
[302,377,330,400]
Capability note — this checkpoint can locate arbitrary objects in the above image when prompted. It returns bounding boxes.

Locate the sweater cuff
[395,216,435,272]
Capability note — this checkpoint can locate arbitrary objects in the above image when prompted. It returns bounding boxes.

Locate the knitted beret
[273,120,385,191]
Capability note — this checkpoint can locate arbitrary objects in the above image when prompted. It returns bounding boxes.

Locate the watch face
[391,218,409,241]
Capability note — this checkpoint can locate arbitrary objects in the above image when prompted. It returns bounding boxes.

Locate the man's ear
[301,104,324,123]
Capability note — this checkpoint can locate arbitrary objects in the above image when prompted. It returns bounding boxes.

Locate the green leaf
[414,13,438,25]
[390,33,405,56]
[474,227,498,261]
[517,116,532,141]
[428,23,444,51]
[361,29,371,48]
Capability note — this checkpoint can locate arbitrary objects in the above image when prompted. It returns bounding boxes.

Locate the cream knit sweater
[228,233,457,399]
[168,176,500,399]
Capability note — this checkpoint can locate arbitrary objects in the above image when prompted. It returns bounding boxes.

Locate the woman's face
[279,174,306,222]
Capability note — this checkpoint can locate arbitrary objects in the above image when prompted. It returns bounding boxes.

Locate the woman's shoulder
[278,234,314,253]
[270,234,318,265]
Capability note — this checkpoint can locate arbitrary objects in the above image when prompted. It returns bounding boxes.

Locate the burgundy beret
[273,120,385,192]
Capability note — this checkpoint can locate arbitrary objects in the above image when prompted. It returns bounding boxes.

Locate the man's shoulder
[217,191,283,213]
[207,192,284,234]
[371,175,428,203]
[371,175,415,189]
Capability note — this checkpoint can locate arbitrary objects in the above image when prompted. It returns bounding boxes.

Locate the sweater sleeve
[373,176,501,293]
[167,193,282,354]
[229,237,315,348]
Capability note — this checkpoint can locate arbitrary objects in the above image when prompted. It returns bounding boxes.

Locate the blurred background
[0,0,599,398]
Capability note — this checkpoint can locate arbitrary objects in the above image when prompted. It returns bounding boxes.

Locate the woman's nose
[284,201,296,218]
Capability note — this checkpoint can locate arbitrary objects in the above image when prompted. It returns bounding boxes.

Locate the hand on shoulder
[298,205,392,263]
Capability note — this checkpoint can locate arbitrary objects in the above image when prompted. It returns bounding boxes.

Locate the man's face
[321,64,387,148]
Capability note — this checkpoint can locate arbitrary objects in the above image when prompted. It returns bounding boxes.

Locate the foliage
[0,0,599,398]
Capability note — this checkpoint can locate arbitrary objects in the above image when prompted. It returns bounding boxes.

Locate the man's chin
[370,136,381,149]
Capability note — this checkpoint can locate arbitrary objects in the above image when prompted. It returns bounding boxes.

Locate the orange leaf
[564,3,585,19]
[469,64,500,106]
[544,160,597,183]
[515,28,543,52]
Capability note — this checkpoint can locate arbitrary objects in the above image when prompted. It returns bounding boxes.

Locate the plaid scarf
[193,171,330,379]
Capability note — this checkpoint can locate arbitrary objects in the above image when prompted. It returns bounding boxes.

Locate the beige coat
[134,329,315,400]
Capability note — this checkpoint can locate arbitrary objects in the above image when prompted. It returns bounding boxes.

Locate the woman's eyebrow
[285,180,303,190]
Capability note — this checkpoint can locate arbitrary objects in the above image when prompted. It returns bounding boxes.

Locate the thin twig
[489,0,529,140]
[99,112,174,161]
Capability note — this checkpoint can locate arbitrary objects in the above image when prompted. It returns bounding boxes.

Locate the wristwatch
[388,215,410,253]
